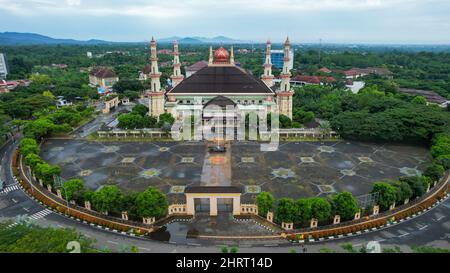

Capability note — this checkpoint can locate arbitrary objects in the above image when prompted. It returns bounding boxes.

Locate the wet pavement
[40,139,430,204]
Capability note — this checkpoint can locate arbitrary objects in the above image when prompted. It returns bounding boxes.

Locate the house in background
[89,67,119,89]
[184,60,209,78]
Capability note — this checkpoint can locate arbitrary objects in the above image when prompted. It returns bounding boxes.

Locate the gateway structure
[147,37,294,123]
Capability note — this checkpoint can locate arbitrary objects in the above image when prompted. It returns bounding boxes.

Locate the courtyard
[40,139,430,203]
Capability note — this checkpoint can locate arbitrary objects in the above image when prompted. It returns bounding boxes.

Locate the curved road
[0,138,449,253]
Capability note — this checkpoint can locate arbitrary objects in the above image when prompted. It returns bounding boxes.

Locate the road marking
[0,184,19,194]
[398,232,410,238]
[107,240,119,245]
[23,207,30,212]
[418,224,428,230]
[11,198,18,203]
[436,216,445,221]
[138,247,151,251]
[28,209,52,220]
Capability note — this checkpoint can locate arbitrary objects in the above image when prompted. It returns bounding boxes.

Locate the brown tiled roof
[185,60,208,72]
[167,65,275,94]
[90,67,116,78]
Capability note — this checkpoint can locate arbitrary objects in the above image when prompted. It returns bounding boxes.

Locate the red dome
[214,46,229,64]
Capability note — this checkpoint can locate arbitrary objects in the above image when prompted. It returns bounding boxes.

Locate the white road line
[419,225,429,230]
[436,216,445,221]
[107,240,119,245]
[138,247,151,251]
[398,232,410,238]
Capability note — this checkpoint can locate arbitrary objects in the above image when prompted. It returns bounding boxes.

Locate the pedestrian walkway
[0,184,19,195]
[7,209,53,228]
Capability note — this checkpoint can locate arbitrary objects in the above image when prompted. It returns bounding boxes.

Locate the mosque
[146,36,294,124]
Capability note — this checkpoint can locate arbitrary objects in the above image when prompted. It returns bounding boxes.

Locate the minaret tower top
[149,36,162,92]
[261,38,274,87]
[170,40,184,87]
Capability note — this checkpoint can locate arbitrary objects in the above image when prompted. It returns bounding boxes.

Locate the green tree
[20,138,40,157]
[294,198,312,226]
[34,163,61,186]
[399,176,427,199]
[308,197,332,223]
[256,192,275,217]
[411,96,427,105]
[135,187,168,219]
[392,180,413,203]
[131,104,149,117]
[275,198,296,223]
[423,164,445,182]
[371,182,397,210]
[331,192,359,221]
[435,155,450,170]
[92,186,122,214]
[62,179,86,203]
[157,112,175,128]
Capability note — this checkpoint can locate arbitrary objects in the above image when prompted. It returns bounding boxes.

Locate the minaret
[170,40,184,87]
[276,36,293,119]
[280,36,291,92]
[208,46,213,65]
[230,46,235,64]
[150,36,162,92]
[148,36,165,118]
[261,38,274,87]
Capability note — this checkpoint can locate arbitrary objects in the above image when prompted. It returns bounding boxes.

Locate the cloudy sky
[0,0,449,44]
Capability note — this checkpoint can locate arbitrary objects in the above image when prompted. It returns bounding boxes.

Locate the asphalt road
[0,137,449,253]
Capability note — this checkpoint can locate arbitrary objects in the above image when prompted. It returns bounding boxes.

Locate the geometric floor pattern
[40,139,430,203]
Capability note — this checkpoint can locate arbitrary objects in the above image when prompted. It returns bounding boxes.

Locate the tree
[113,80,143,93]
[256,192,275,217]
[279,114,292,128]
[275,198,296,223]
[423,164,445,182]
[135,187,168,219]
[435,155,450,170]
[20,138,40,157]
[294,198,312,225]
[157,112,175,128]
[34,163,61,186]
[430,135,450,158]
[0,221,97,253]
[91,186,122,214]
[131,104,149,117]
[308,197,332,223]
[399,176,427,199]
[411,96,427,105]
[25,153,44,170]
[62,179,86,203]
[371,182,397,210]
[392,180,413,203]
[331,192,359,221]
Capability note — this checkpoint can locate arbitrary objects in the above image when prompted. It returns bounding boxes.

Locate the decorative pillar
[56,189,62,199]
[282,222,293,230]
[310,218,318,228]
[121,211,128,221]
[47,184,52,192]
[186,195,195,216]
[230,46,235,64]
[209,196,218,216]
[333,215,341,225]
[143,217,155,225]
[208,46,213,65]
[389,203,396,210]
[354,211,361,220]
[404,198,409,205]
[84,201,91,210]
[372,205,379,216]
[266,211,274,223]
[232,196,241,216]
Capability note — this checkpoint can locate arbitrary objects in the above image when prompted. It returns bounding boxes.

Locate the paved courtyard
[40,139,430,203]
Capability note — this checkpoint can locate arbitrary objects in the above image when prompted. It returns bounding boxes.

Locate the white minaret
[230,46,235,64]
[280,36,291,92]
[148,36,165,117]
[276,36,293,119]
[208,45,213,65]
[261,38,274,87]
[170,40,184,87]
[150,36,162,92]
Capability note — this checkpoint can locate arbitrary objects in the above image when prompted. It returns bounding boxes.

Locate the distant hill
[159,35,252,44]
[0,32,113,45]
